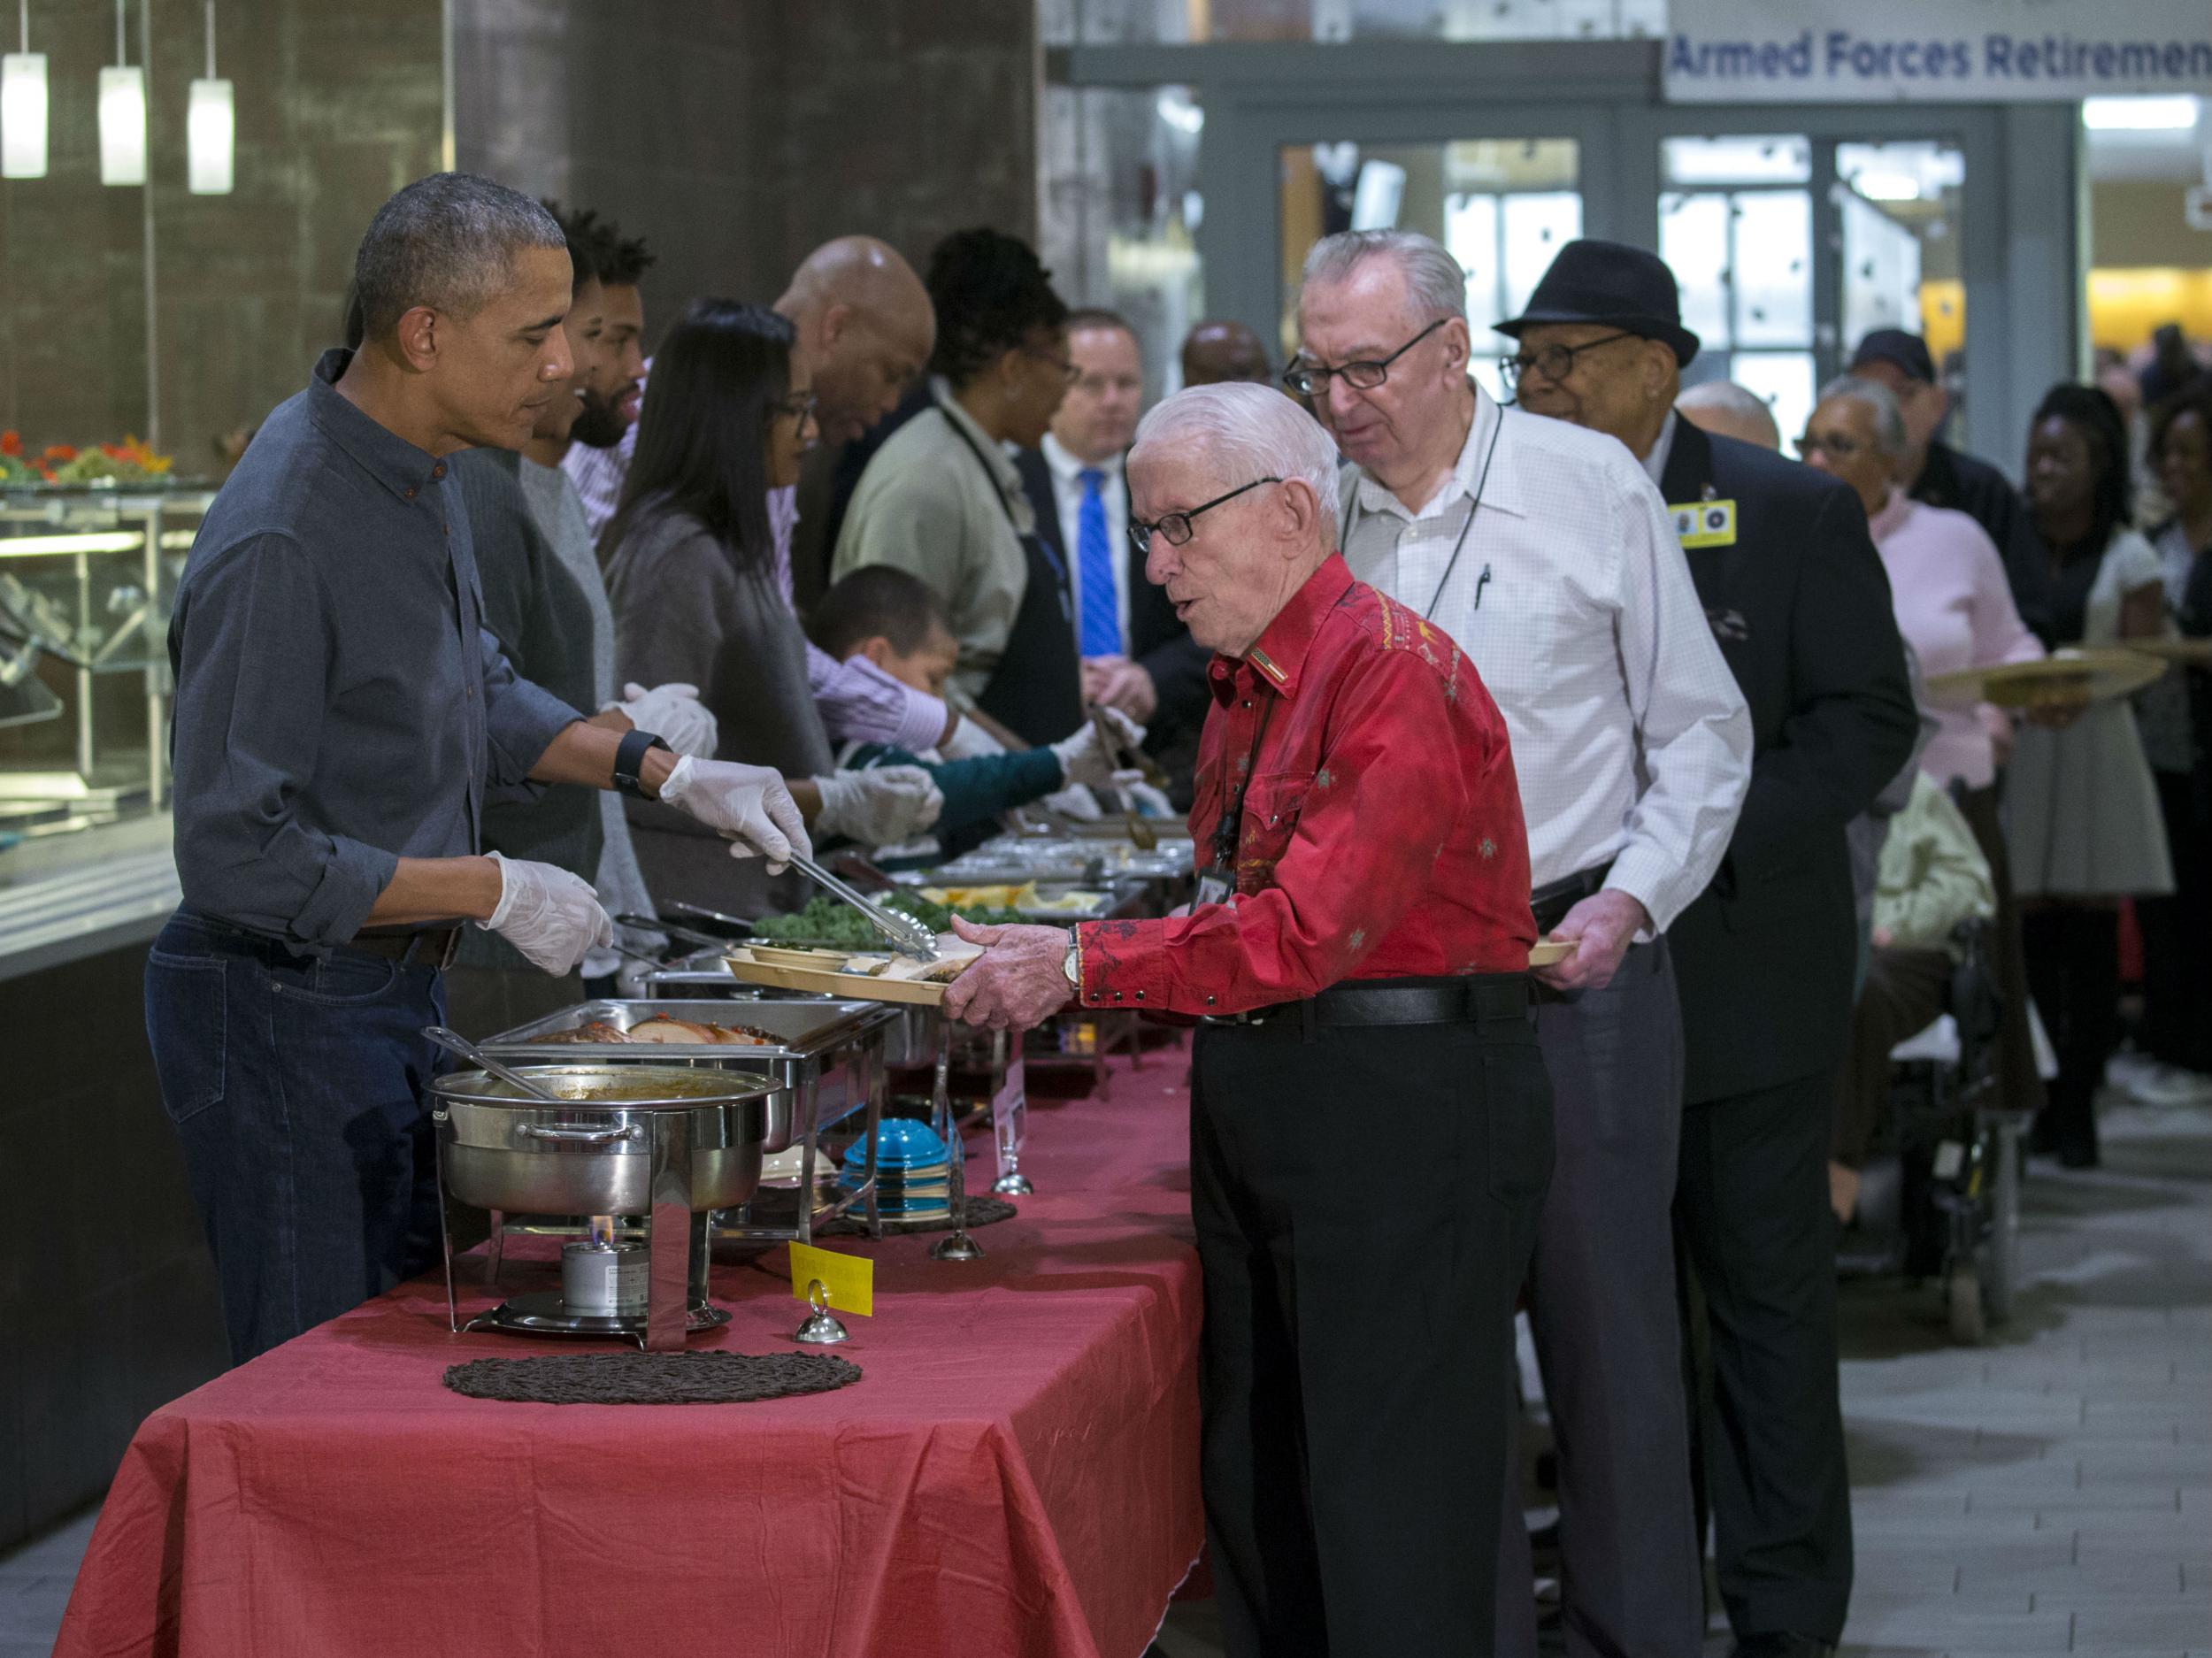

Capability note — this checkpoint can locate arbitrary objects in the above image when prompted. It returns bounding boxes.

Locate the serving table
[53,1049,1204,1658]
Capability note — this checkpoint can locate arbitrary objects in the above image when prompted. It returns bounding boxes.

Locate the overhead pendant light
[1,0,47,180]
[98,0,145,187]
[187,0,232,194]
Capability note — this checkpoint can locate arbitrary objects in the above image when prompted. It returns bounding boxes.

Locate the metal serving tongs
[1087,704,1157,852]
[787,850,941,961]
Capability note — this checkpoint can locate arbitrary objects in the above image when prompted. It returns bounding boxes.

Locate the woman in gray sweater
[603,300,940,916]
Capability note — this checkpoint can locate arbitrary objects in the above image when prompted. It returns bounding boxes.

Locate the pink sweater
[1870,489,2044,790]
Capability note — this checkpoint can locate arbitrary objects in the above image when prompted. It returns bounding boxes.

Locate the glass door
[1279,135,1584,397]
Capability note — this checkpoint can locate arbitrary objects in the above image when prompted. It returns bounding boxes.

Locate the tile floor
[5,1100,2207,1658]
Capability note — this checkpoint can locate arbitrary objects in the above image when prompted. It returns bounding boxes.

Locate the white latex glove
[813,764,944,845]
[1117,772,1174,818]
[478,851,614,975]
[940,716,1005,761]
[610,681,718,759]
[1048,708,1148,789]
[659,755,810,873]
[1040,783,1104,821]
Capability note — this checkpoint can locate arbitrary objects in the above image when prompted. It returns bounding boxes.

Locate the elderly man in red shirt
[948,381,1552,1658]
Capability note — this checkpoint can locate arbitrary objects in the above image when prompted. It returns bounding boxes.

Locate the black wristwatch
[612,728,672,800]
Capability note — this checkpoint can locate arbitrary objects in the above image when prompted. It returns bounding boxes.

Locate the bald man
[1180,319,1272,387]
[1678,379,1781,452]
[778,234,938,446]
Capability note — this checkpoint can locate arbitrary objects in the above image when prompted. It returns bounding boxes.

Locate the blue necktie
[1076,466,1122,657]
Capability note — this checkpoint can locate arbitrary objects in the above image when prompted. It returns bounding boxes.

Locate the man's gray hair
[1817,373,1909,459]
[1678,379,1781,449]
[352,172,568,341]
[1299,231,1467,326]
[1132,383,1343,549]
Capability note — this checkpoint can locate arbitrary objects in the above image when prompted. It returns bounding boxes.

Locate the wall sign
[1666,0,2212,103]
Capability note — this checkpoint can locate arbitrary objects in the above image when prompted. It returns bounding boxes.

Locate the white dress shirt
[1041,431,1133,650]
[1338,386,1752,933]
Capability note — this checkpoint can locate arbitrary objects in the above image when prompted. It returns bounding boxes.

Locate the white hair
[1131,383,1343,550]
[1817,373,1909,458]
[1299,230,1467,326]
[1678,379,1781,449]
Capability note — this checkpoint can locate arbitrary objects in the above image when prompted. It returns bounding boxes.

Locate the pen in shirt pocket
[1471,563,1492,610]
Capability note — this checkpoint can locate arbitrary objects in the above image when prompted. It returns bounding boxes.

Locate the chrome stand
[989,1027,1033,1196]
[928,1019,984,1262]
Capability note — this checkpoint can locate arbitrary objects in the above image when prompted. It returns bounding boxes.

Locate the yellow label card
[1670,498,1738,548]
[789,1242,873,1317]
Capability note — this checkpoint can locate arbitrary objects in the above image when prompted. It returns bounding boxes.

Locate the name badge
[1194,866,1233,909]
[1670,499,1737,549]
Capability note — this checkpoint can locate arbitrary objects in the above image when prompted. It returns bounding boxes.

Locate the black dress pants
[2136,767,2212,1074]
[2022,904,2120,1163]
[1191,1004,1553,1658]
[1677,1071,1854,1646]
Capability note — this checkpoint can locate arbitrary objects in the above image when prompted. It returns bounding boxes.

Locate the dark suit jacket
[1014,446,1212,757]
[1660,421,1920,1104]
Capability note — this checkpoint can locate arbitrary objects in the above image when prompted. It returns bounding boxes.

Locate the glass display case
[0,480,215,843]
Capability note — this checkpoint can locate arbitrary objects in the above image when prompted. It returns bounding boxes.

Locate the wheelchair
[1841,917,2029,1343]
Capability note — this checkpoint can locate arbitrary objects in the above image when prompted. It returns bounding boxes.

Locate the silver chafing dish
[430,1063,778,1349]
[475,998,901,1243]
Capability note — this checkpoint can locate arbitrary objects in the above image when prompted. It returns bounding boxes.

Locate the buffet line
[429,821,1196,1353]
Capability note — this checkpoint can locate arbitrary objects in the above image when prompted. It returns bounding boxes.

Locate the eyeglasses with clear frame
[1127,477,1282,559]
[1281,318,1449,399]
[1499,330,1640,391]
[1794,430,1863,460]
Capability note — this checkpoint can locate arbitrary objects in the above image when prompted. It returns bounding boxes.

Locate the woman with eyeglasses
[603,298,946,917]
[1800,374,2047,1211]
[832,228,1086,747]
[2005,383,2174,1168]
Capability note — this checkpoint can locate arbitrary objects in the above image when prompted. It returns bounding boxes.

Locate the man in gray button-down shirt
[149,174,809,1362]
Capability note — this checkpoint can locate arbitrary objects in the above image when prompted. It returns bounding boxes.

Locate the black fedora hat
[1495,238,1701,366]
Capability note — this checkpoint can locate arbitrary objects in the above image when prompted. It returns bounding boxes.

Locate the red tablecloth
[55,1053,1203,1658]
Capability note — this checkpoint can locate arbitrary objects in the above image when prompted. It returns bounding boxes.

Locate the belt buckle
[1202,1007,1275,1028]
[431,927,464,972]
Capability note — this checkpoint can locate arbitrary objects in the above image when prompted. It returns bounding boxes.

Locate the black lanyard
[1341,399,1504,619]
[1204,692,1279,886]
[940,408,1072,601]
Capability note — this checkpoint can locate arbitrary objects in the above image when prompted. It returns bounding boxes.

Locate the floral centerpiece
[0,430,175,485]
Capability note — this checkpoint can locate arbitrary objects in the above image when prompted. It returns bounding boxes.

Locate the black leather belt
[1531,861,1613,933]
[349,926,465,970]
[1206,974,1530,1033]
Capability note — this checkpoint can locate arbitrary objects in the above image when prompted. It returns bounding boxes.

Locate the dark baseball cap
[1850,328,1935,384]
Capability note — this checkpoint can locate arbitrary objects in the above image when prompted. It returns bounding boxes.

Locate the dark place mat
[443,1349,862,1405]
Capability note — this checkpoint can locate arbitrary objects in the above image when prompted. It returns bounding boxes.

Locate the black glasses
[1282,318,1448,398]
[1500,330,1640,389]
[1128,477,1281,558]
[1795,431,1863,460]
[774,389,818,423]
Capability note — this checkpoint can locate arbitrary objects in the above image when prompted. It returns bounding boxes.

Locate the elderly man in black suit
[1016,308,1210,798]
[1507,241,1919,1658]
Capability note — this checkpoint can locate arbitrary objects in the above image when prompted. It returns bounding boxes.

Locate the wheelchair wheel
[1947,1261,1985,1346]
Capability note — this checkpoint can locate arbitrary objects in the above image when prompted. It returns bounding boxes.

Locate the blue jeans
[145,910,448,1364]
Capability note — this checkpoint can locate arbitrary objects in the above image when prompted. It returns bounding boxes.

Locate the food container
[477,999,900,1153]
[428,1063,775,1215]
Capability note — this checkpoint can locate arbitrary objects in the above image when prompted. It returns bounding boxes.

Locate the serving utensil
[1087,705,1156,852]
[787,850,941,961]
[423,1025,564,1103]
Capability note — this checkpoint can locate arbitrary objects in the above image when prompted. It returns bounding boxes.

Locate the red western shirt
[1075,553,1534,1017]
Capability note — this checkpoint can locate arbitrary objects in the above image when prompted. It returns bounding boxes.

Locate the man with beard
[561,220,961,759]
